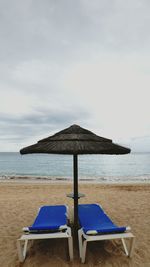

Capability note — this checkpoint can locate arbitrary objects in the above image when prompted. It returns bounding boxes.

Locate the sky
[0,0,150,152]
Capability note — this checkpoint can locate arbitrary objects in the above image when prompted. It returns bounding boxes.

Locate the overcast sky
[0,0,150,152]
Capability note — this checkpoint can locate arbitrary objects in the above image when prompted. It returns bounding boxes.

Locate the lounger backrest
[29,205,67,231]
[78,204,126,234]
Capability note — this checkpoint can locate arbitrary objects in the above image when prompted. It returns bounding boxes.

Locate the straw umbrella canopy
[20,124,131,228]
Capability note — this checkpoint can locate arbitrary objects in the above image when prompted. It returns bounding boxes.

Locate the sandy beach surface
[0,181,150,267]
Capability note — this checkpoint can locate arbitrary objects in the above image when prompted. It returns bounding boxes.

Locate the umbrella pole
[73,154,78,230]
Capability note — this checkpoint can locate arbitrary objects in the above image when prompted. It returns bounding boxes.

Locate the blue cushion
[29,205,67,231]
[78,204,126,234]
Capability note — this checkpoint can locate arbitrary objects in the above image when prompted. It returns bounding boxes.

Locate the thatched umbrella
[20,124,131,229]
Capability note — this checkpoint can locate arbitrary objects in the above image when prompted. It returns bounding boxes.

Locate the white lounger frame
[17,205,73,262]
[17,226,73,262]
[78,228,135,263]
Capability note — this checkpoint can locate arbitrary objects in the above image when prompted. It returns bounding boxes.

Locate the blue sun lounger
[78,204,135,263]
[17,205,73,262]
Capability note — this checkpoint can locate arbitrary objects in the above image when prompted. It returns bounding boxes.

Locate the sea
[0,152,150,183]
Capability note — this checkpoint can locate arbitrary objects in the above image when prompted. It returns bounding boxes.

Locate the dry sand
[0,181,150,267]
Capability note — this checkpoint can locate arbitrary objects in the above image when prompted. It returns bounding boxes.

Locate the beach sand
[0,181,150,267]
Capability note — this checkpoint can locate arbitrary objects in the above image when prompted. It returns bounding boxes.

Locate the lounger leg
[128,237,135,258]
[67,227,73,260]
[78,229,83,259]
[121,238,129,256]
[81,240,87,264]
[68,236,73,260]
[17,239,28,262]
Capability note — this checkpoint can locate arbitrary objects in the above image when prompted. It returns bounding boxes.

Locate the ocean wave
[0,174,150,183]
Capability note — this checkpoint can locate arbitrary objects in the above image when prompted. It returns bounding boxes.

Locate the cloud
[129,136,150,152]
[0,0,150,151]
[0,107,90,151]
[1,0,149,67]
[62,54,150,139]
[80,0,150,51]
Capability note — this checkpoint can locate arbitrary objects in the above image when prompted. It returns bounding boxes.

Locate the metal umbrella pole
[73,154,78,230]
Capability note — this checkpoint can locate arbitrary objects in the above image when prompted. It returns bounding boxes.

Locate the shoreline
[0,177,150,185]
[0,174,150,184]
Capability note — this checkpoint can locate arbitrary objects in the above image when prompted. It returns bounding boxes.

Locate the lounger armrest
[126,226,131,232]
[86,230,98,235]
[59,224,68,230]
[22,227,29,233]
